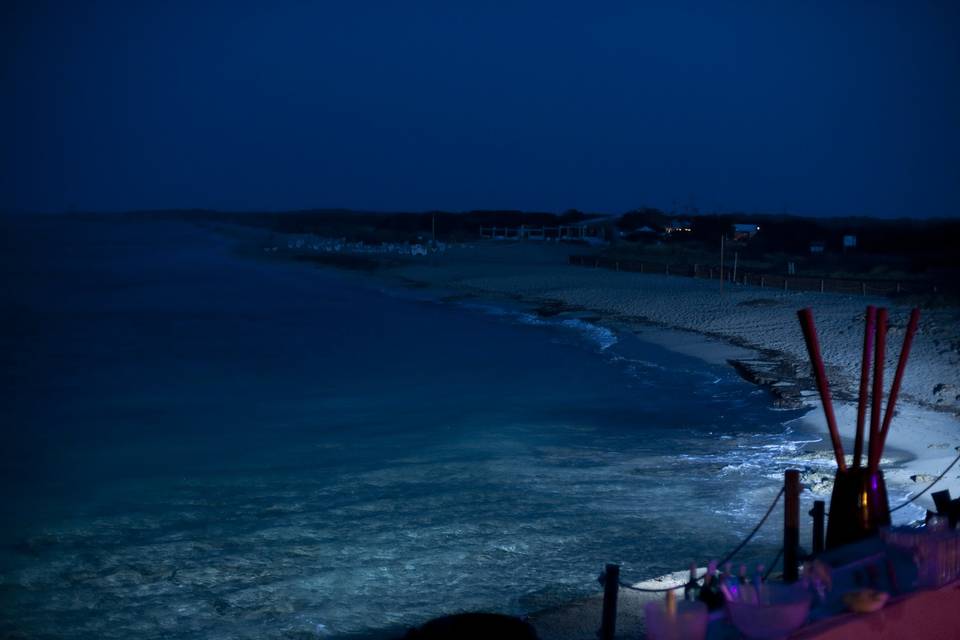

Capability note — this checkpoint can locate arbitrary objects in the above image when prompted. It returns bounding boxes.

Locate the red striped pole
[873,308,920,472]
[853,306,876,467]
[797,309,846,471]
[868,308,888,470]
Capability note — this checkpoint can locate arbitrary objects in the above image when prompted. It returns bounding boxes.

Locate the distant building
[810,241,826,254]
[619,225,659,240]
[666,219,693,234]
[732,223,760,241]
[843,235,857,249]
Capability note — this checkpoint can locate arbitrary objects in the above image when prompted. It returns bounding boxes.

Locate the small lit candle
[665,589,677,617]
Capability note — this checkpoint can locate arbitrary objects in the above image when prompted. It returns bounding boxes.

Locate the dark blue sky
[3,1,958,217]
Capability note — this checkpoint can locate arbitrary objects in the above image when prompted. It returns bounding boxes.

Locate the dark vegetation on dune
[154,208,596,245]
[614,207,960,273]
[606,209,960,305]
[111,207,960,302]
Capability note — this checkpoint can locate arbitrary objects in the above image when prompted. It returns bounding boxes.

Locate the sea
[1,214,826,639]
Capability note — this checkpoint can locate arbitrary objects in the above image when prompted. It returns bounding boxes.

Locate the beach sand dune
[381,242,960,640]
[384,242,960,510]
[252,235,959,640]
[390,243,959,411]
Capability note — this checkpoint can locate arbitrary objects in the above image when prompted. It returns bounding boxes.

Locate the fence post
[599,563,620,640]
[760,275,765,288]
[784,469,800,582]
[861,282,866,296]
[719,234,725,295]
[820,280,824,294]
[784,278,788,291]
[810,500,825,556]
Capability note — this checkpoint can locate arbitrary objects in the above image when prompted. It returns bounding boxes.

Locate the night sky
[3,1,958,217]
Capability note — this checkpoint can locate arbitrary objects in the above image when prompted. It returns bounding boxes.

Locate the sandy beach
[367,241,960,639]
[377,241,960,488]
[249,234,960,639]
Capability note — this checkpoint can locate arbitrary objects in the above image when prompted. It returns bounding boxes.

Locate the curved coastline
[227,229,960,639]
[368,243,959,640]
[366,242,959,497]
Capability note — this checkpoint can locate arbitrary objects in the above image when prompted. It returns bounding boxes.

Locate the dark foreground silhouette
[402,613,538,640]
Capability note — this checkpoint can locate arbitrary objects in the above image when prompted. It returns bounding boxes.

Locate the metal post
[932,489,952,514]
[599,563,620,640]
[810,500,825,555]
[784,469,801,582]
[719,234,725,295]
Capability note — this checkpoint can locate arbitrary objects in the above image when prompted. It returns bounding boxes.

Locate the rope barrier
[612,487,785,593]
[601,448,959,640]
[889,448,960,513]
[615,580,683,594]
[716,487,784,567]
[763,548,783,581]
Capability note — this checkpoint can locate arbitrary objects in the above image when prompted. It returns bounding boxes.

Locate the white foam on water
[558,318,618,350]
[2,218,826,640]
[458,302,619,351]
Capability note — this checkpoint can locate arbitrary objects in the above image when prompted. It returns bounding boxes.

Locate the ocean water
[0,215,819,639]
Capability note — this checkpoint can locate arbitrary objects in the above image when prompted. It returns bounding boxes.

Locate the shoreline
[370,242,959,503]
[243,234,960,484]
[223,228,959,638]
[232,225,960,508]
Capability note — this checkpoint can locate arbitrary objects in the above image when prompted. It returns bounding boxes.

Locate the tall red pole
[868,308,888,470]
[874,308,920,472]
[853,306,876,468]
[797,309,846,471]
